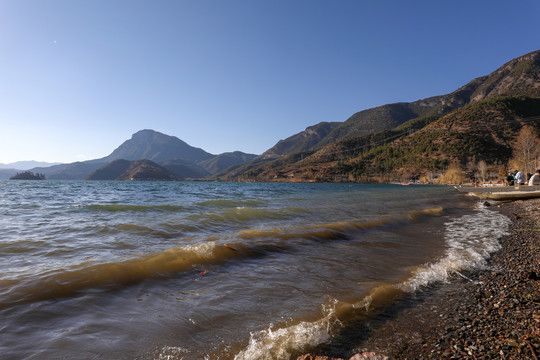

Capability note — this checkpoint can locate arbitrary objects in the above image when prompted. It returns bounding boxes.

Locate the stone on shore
[297,352,388,360]
[349,352,389,360]
[297,354,343,360]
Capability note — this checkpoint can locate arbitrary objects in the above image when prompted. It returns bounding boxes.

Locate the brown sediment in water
[300,199,540,360]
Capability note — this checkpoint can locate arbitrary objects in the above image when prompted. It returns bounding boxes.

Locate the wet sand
[301,199,540,360]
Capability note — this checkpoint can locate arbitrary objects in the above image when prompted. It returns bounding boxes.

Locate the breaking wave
[230,205,511,359]
[237,207,443,242]
[234,300,341,360]
[0,207,445,309]
[400,204,511,292]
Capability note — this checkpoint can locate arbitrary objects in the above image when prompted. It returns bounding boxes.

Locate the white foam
[168,241,217,259]
[352,295,373,311]
[400,205,511,292]
[157,346,189,360]
[234,301,341,360]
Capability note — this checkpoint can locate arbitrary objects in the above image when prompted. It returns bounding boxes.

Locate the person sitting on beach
[514,170,526,185]
[504,172,515,186]
[528,169,540,185]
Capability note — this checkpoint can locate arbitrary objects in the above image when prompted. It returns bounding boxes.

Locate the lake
[0,181,510,359]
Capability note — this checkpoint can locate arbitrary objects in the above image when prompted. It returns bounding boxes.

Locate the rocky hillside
[260,122,340,159]
[259,50,540,161]
[468,50,540,100]
[223,96,540,182]
[221,49,540,182]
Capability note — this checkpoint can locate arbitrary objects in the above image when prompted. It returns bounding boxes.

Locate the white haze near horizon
[0,161,62,170]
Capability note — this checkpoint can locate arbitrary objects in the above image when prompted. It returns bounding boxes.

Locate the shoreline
[300,199,540,360]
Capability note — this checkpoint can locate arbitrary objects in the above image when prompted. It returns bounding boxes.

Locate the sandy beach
[300,198,540,360]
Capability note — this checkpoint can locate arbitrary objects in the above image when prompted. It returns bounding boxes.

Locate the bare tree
[477,160,488,183]
[498,164,508,182]
[510,125,540,175]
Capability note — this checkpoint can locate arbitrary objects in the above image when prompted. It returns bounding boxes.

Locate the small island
[10,171,46,180]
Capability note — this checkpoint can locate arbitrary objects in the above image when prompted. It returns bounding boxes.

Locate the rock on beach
[297,352,388,360]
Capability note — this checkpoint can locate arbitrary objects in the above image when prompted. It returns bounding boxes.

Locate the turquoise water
[0,181,511,359]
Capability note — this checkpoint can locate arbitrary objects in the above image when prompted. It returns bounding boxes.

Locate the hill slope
[48,162,107,180]
[248,96,540,182]
[199,151,258,174]
[259,50,540,160]
[87,159,178,181]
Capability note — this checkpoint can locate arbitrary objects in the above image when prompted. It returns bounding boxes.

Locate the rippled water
[0,181,511,359]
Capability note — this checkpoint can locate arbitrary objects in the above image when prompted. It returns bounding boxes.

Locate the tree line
[10,171,46,180]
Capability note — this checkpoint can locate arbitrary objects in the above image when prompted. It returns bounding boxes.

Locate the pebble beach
[300,198,540,360]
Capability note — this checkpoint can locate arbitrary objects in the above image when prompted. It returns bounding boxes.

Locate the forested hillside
[220,96,540,183]
[220,50,540,183]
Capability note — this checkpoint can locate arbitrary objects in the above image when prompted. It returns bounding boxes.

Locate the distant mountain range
[1,130,257,180]
[220,49,540,182]
[0,161,62,180]
[0,161,61,170]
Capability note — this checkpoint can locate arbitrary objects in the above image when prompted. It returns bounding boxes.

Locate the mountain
[260,122,340,159]
[85,159,134,180]
[0,169,17,179]
[44,129,215,179]
[0,161,61,170]
[222,50,540,182]
[222,96,540,182]
[102,129,214,163]
[467,50,540,100]
[199,151,258,174]
[23,49,540,182]
[259,50,540,160]
[86,159,178,181]
[47,162,107,180]
[159,159,211,179]
[259,94,469,160]
[29,129,257,180]
[319,96,540,181]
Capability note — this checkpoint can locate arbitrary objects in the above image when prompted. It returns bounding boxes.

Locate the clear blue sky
[1,0,539,164]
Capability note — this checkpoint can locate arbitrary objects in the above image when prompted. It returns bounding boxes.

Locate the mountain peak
[129,129,179,145]
[102,129,214,163]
